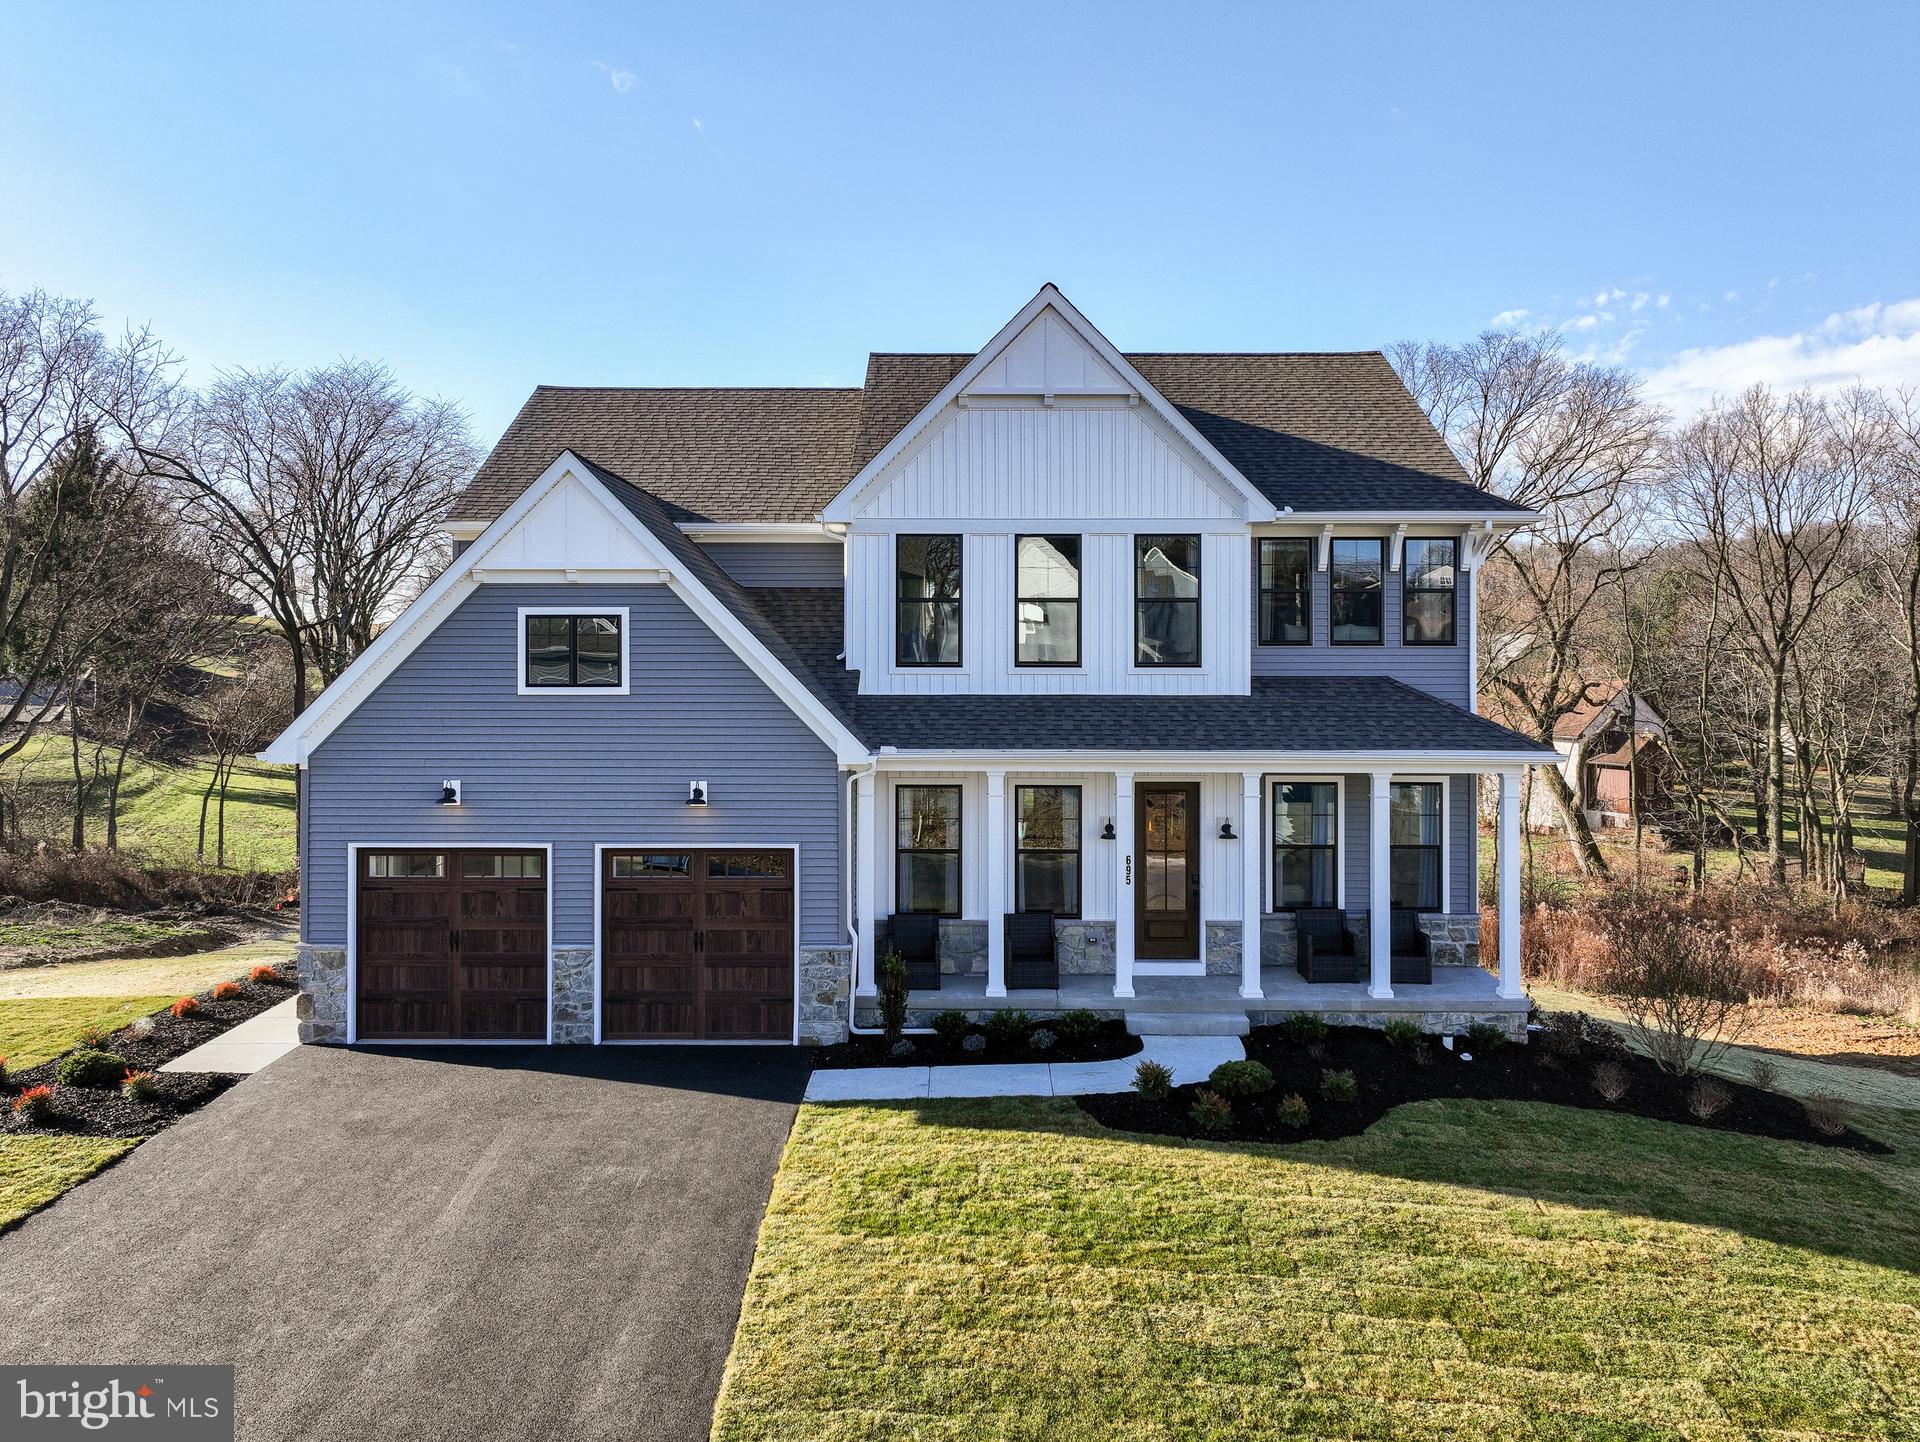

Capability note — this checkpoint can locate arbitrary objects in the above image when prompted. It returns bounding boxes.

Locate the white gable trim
[818,285,1280,525]
[261,452,870,767]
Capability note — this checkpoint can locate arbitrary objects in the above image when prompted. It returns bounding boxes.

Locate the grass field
[0,1135,137,1232]
[0,994,175,1069]
[712,1097,1920,1442]
[2,735,296,871]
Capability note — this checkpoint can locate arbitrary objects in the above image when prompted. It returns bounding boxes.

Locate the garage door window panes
[709,851,790,879]
[610,852,691,878]
[461,853,544,879]
[367,853,444,878]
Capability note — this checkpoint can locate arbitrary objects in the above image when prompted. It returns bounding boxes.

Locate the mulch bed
[1,970,297,1139]
[812,1016,1141,1069]
[1079,1015,1892,1154]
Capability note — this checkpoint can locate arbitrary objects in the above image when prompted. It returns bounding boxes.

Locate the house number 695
[1124,854,1133,886]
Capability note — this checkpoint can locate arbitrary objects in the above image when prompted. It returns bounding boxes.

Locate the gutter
[843,763,932,1039]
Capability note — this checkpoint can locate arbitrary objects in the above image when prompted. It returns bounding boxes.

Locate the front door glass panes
[1142,789,1191,912]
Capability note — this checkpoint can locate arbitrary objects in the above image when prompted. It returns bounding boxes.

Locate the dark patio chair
[1004,912,1058,990]
[888,912,941,990]
[1389,908,1433,985]
[1294,907,1363,983]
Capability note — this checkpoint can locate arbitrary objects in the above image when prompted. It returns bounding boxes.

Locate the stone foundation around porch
[798,946,854,1046]
[1260,911,1480,967]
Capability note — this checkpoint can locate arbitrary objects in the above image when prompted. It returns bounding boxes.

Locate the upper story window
[522,611,624,690]
[896,784,962,916]
[896,535,962,667]
[1015,535,1081,667]
[1135,534,1201,667]
[1330,538,1384,645]
[1258,538,1313,645]
[1015,784,1081,916]
[1402,537,1458,645]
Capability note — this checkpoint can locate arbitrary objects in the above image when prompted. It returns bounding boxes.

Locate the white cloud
[1490,307,1530,327]
[1657,293,1671,309]
[592,61,637,92]
[1638,298,1920,415]
[691,116,703,132]
[1592,288,1626,307]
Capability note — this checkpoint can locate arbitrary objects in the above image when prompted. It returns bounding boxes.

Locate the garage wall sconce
[438,779,463,807]
[687,780,709,808]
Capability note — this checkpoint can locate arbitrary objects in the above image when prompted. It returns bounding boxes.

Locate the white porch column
[1239,770,1263,1000]
[1367,768,1393,999]
[985,769,1008,998]
[1498,768,1525,999]
[854,767,878,997]
[1113,770,1135,999]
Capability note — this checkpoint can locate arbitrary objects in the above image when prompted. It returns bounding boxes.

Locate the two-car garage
[353,846,797,1043]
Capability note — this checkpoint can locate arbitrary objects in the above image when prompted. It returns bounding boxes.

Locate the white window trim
[517,605,631,696]
[1268,776,1347,912]
[1389,773,1451,913]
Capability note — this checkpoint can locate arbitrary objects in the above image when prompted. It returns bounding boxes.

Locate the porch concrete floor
[890,965,1527,1016]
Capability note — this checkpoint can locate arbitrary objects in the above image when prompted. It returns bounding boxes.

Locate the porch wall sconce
[437,779,463,807]
[687,780,710,808]
[1218,817,1237,840]
[1100,818,1117,840]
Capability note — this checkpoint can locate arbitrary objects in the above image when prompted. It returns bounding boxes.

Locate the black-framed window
[1330,538,1384,645]
[1272,782,1337,909]
[1135,534,1201,666]
[1402,537,1458,645]
[1389,781,1444,911]
[896,785,961,916]
[1015,535,1081,666]
[1258,538,1313,645]
[1015,784,1080,916]
[525,614,622,687]
[896,535,962,666]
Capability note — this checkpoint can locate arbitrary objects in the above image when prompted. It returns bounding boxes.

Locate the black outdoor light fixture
[438,779,463,807]
[1219,817,1237,840]
[1100,817,1117,840]
[687,780,709,808]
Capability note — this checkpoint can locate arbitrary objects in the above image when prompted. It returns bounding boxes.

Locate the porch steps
[1123,1011,1250,1038]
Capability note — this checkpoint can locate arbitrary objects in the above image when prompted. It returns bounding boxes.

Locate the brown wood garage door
[356,849,547,1040]
[602,849,794,1041]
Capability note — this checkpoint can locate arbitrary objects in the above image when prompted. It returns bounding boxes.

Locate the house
[1531,686,1673,831]
[261,286,1555,1049]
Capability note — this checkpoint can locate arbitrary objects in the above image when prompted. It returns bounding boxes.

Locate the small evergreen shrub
[169,997,201,1019]
[877,952,910,1049]
[1803,1093,1851,1137]
[1463,1021,1508,1053]
[985,1009,1034,1050]
[1276,1092,1311,1129]
[1280,1013,1328,1047]
[249,964,282,984]
[1133,1059,1173,1100]
[12,1084,56,1123]
[1687,1078,1731,1120]
[1208,1059,1275,1097]
[56,1048,130,1089]
[121,1070,162,1103]
[1318,1068,1358,1103]
[1054,1009,1099,1046]
[212,980,243,1001]
[1592,1061,1630,1102]
[1382,1019,1425,1050]
[931,1010,970,1045]
[1188,1088,1233,1136]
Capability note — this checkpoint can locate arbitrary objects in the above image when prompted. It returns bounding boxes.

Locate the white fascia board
[818,284,1278,525]
[442,518,489,540]
[677,522,837,543]
[261,450,871,767]
[871,748,1553,772]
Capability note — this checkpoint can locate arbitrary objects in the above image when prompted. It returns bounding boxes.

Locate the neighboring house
[1532,687,1673,831]
[262,286,1555,1049]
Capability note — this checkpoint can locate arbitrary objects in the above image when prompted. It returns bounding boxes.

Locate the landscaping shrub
[1803,1093,1851,1137]
[1592,1061,1630,1103]
[1276,1093,1310,1129]
[12,1084,56,1123]
[248,964,281,983]
[877,952,910,1050]
[169,996,201,1019]
[121,1070,161,1103]
[1280,1013,1328,1047]
[0,847,296,911]
[1318,1068,1358,1103]
[985,1009,1034,1050]
[1594,896,1751,1076]
[1382,1019,1424,1050]
[56,1048,130,1088]
[1054,1009,1099,1046]
[1029,1028,1056,1053]
[960,1033,986,1054]
[1208,1059,1275,1097]
[78,1023,111,1048]
[1133,1059,1173,1100]
[211,980,242,1001]
[1188,1088,1233,1135]
[1463,1021,1507,1053]
[1747,1056,1781,1093]
[931,1010,970,1046]
[1687,1078,1731,1121]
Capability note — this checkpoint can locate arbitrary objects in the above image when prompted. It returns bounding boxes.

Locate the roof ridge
[530,383,863,394]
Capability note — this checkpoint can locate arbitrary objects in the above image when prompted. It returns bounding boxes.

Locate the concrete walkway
[804,1034,1243,1101]
[160,996,301,1074]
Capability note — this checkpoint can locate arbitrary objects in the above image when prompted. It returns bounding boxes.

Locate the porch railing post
[1113,770,1135,999]
[1367,768,1394,1000]
[1239,769,1263,1000]
[985,769,1008,999]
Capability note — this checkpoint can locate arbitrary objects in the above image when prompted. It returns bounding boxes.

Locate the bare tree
[1667,386,1878,886]
[138,361,474,719]
[1865,390,1920,901]
[199,644,292,867]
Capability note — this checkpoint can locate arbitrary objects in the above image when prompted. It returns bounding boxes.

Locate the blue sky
[5,1,1917,444]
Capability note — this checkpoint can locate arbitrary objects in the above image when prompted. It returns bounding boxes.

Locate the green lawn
[712,1097,1920,1441]
[0,1135,138,1232]
[0,995,174,1069]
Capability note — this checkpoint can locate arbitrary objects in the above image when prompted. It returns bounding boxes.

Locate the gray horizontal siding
[703,541,844,587]
[1335,771,1477,917]
[303,583,844,949]
[1249,545,1473,706]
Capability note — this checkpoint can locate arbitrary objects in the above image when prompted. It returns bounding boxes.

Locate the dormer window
[1402,537,1458,645]
[1135,534,1201,667]
[1330,538,1384,645]
[1015,535,1080,666]
[896,535,962,666]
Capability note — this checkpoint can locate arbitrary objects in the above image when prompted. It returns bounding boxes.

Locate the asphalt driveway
[1,1043,812,1442]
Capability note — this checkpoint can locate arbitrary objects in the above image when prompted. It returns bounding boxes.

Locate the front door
[1136,783,1201,960]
